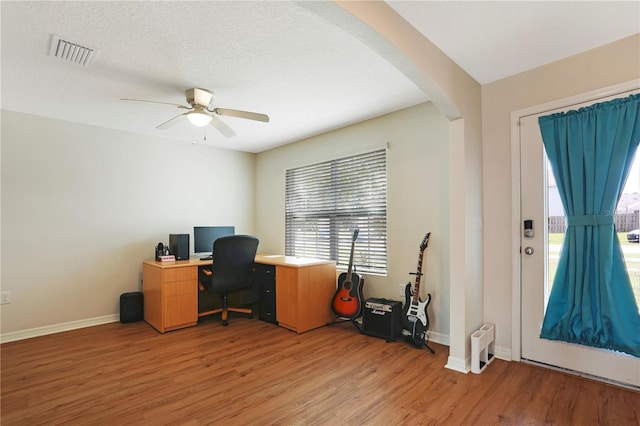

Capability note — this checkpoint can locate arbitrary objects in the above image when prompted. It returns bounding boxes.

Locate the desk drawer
[164,293,198,330]
[165,280,195,296]
[164,267,197,283]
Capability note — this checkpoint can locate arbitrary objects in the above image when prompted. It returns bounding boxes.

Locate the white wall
[255,102,452,342]
[1,110,255,336]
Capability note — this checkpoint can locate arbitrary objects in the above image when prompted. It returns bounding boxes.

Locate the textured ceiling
[1,1,428,152]
[1,1,638,153]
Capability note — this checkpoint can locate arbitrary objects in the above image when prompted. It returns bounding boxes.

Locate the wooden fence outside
[548,211,639,233]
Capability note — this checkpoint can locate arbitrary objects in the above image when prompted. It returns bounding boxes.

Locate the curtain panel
[538,93,640,358]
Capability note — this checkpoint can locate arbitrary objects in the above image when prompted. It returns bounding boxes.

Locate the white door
[520,90,640,389]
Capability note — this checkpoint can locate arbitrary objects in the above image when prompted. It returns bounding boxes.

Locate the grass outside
[548,232,640,307]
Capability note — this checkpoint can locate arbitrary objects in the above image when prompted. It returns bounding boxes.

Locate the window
[285,148,387,274]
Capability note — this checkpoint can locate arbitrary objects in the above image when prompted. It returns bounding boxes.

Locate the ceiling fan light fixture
[187,110,212,127]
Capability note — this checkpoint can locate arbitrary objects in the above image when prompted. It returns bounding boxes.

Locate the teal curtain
[538,93,640,358]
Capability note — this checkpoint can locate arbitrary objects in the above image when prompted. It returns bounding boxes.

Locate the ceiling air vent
[49,35,98,67]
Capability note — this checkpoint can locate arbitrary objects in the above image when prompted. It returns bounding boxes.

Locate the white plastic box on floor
[471,323,495,374]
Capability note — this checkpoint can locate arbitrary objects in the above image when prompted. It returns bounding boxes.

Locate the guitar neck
[346,240,356,281]
[412,251,424,302]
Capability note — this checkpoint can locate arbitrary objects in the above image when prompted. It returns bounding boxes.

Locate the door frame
[509,79,640,362]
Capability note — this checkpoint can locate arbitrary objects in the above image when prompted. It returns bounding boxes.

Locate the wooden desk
[142,254,336,334]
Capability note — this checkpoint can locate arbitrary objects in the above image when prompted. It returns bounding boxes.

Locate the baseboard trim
[445,355,470,373]
[495,345,512,361]
[428,330,449,346]
[1,314,120,344]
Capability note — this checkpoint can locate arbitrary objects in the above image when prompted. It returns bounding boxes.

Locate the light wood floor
[1,317,638,425]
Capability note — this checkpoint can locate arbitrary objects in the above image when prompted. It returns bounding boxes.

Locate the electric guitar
[331,229,364,319]
[402,232,431,348]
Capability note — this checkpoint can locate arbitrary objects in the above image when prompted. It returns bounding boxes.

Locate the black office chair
[198,235,259,326]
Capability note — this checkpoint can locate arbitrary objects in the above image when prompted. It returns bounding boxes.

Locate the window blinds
[285,149,387,274]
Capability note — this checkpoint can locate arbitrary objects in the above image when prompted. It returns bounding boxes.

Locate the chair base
[198,306,253,326]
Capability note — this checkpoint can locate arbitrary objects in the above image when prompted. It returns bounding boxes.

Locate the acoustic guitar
[402,232,431,348]
[331,229,364,319]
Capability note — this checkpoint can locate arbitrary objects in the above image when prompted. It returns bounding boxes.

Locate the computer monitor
[193,226,235,255]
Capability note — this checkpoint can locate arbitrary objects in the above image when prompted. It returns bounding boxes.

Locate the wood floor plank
[2,318,638,425]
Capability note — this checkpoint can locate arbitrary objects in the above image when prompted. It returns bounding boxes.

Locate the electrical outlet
[398,284,406,299]
[0,291,11,305]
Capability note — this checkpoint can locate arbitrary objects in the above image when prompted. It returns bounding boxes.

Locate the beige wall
[255,102,452,342]
[0,111,256,338]
[482,34,640,358]
[1,104,452,342]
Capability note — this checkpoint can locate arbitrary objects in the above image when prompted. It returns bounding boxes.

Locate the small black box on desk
[169,234,189,261]
[362,297,403,340]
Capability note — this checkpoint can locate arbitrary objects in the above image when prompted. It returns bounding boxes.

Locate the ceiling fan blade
[157,113,188,130]
[121,98,191,109]
[210,115,236,138]
[213,108,270,123]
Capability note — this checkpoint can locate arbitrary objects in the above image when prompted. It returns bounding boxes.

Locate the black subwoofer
[362,298,403,340]
[120,292,143,323]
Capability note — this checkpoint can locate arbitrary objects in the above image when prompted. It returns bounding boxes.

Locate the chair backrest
[209,235,259,294]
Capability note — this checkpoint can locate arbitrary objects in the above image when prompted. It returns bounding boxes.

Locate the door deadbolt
[524,247,534,255]
[524,219,534,238]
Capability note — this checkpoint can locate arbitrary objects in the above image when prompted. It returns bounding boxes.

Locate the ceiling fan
[121,88,269,137]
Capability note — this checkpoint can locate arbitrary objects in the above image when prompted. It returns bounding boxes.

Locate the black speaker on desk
[170,234,190,261]
[120,292,143,323]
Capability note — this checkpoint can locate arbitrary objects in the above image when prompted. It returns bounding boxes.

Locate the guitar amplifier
[363,298,403,340]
